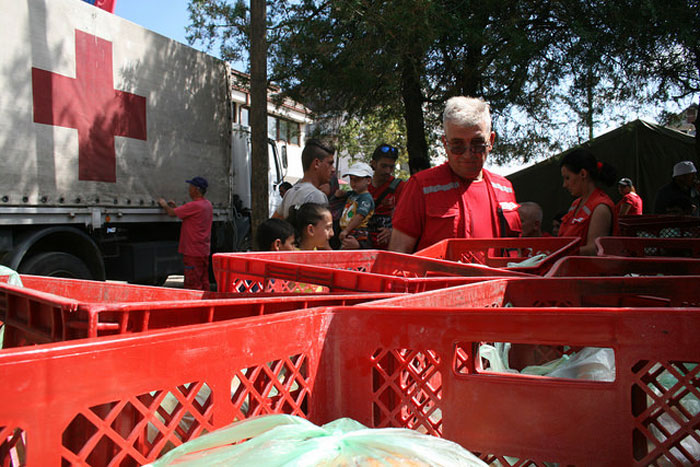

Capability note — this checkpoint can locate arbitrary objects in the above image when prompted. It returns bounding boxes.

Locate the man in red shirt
[389,96,521,253]
[367,143,405,249]
[159,177,213,291]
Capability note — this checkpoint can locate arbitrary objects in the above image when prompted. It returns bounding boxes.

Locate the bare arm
[388,228,418,253]
[158,198,177,217]
[339,213,366,241]
[618,203,631,216]
[580,204,612,255]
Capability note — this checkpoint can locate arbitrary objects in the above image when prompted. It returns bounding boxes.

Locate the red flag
[82,0,116,13]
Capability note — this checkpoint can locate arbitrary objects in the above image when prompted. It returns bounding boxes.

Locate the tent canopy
[507,119,697,232]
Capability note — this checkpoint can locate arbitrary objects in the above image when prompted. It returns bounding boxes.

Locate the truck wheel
[19,252,93,279]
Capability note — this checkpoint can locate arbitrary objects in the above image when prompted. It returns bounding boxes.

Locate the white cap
[344,162,373,178]
[673,161,697,177]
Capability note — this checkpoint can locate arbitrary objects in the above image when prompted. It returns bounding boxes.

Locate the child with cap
[338,162,375,249]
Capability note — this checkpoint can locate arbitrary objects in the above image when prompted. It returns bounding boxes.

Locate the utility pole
[250,0,268,247]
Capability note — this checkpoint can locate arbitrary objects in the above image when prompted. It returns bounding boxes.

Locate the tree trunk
[400,54,430,174]
[250,0,268,244]
[695,94,699,165]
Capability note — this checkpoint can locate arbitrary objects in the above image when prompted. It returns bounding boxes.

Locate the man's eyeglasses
[378,144,398,156]
[445,140,491,155]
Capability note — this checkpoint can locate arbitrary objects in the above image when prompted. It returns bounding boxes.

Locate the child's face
[273,235,296,251]
[307,211,334,249]
[349,175,371,193]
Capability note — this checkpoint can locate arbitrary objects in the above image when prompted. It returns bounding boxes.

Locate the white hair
[443,96,491,132]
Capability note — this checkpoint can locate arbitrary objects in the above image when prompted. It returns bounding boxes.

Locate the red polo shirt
[392,163,520,252]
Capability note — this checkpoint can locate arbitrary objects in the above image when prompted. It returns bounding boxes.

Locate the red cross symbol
[32,30,147,183]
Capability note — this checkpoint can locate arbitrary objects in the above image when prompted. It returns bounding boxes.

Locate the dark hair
[287,202,331,240]
[553,210,567,222]
[255,218,295,250]
[279,181,293,196]
[559,149,616,186]
[302,139,335,171]
[372,143,399,162]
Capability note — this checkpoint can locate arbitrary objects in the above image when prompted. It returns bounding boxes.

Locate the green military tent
[507,119,697,232]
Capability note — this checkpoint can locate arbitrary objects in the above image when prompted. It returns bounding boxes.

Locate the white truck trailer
[0,0,286,283]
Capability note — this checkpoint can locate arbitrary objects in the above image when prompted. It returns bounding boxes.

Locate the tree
[612,0,699,160]
[250,0,268,239]
[186,0,697,170]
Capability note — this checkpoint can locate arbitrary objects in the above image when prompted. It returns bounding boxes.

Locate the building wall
[229,82,312,183]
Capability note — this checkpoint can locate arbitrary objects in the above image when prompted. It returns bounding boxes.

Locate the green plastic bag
[0,266,22,348]
[145,414,487,466]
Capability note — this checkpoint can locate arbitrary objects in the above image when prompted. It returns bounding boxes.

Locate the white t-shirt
[276,182,329,218]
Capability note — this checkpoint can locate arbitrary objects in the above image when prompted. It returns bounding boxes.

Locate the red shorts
[183,255,210,291]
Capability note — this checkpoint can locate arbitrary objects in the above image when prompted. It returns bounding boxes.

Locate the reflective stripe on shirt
[423,182,460,195]
[491,181,513,194]
[499,201,519,211]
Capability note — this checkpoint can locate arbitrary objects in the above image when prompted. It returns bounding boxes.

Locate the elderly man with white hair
[389,96,521,253]
[654,161,700,216]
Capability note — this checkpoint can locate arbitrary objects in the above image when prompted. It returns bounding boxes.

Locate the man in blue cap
[159,177,213,291]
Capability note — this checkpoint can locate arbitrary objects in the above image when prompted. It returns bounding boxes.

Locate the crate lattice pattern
[632,360,700,465]
[60,382,213,466]
[228,277,329,293]
[371,348,443,436]
[231,353,310,419]
[478,455,555,466]
[1,426,26,466]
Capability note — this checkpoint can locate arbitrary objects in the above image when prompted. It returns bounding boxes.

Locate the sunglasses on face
[378,144,398,156]
[445,140,491,155]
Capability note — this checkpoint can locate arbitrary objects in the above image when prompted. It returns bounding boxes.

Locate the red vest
[559,188,616,240]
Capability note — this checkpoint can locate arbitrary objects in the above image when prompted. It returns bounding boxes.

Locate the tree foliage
[186,0,698,169]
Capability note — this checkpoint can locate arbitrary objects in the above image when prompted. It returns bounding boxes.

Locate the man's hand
[376,227,392,246]
[158,198,177,217]
[341,235,360,250]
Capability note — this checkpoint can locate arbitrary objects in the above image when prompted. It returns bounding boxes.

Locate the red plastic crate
[596,236,700,258]
[213,250,533,293]
[414,237,581,275]
[371,276,700,370]
[0,275,397,347]
[545,255,700,277]
[1,306,698,465]
[618,214,700,237]
[370,276,700,308]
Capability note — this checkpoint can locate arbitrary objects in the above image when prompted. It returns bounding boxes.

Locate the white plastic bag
[506,253,548,268]
[480,342,616,382]
[522,347,615,381]
[479,342,518,373]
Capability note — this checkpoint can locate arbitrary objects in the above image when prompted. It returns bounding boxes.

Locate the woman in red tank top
[558,149,617,255]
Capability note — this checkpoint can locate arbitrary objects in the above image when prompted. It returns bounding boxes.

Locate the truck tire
[19,252,93,279]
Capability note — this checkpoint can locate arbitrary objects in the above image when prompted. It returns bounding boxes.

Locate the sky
[115,1,194,50]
